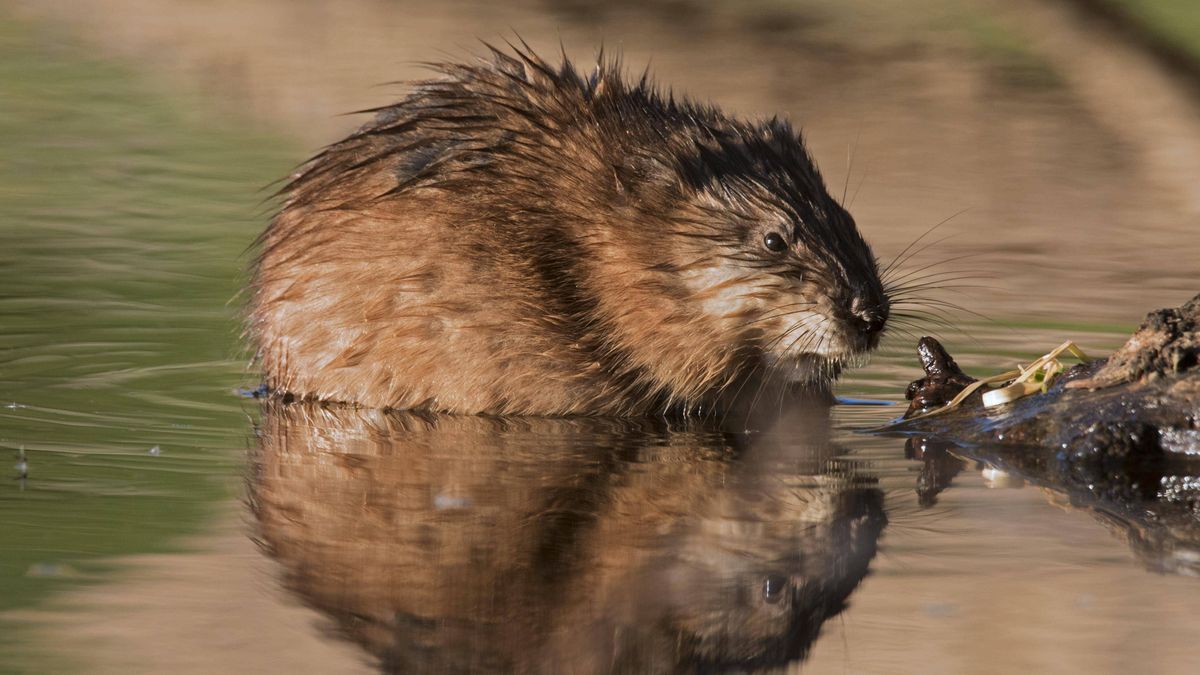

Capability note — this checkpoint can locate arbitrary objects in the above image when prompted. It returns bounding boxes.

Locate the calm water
[2,2,1200,673]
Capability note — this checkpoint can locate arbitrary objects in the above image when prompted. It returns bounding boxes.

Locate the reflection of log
[248,403,886,674]
[904,436,968,508]
[905,433,1200,575]
[886,293,1200,575]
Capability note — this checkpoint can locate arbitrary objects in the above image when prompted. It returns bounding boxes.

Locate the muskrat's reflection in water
[249,401,885,674]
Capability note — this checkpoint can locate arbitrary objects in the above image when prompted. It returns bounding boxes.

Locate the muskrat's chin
[758,315,875,382]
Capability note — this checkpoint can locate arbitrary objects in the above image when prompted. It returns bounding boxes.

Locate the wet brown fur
[250,44,886,415]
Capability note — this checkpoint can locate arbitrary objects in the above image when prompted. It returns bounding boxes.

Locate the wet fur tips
[250,44,889,416]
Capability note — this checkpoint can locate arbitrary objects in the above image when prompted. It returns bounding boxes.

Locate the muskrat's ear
[613,153,681,204]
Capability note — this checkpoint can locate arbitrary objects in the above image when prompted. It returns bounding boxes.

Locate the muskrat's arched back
[250,45,889,415]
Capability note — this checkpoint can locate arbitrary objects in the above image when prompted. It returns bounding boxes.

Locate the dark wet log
[890,292,1200,460]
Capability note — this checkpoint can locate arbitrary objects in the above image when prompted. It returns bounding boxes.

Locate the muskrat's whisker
[712,351,760,400]
[780,315,831,358]
[882,232,966,284]
[884,320,945,347]
[733,312,809,333]
[890,308,980,345]
[885,266,1004,330]
[879,241,991,338]
[888,310,938,322]
[882,250,989,280]
[883,253,992,288]
[885,314,929,329]
[885,331,933,350]
[886,271,998,291]
[888,310,961,337]
[888,283,997,301]
[885,316,936,337]
[888,281,996,299]
[840,134,860,208]
[718,360,765,428]
[882,324,919,343]
[887,275,997,296]
[761,318,814,354]
[848,163,870,210]
[879,208,971,279]
[765,309,833,354]
[743,363,777,427]
[730,302,818,330]
[724,355,772,422]
[891,305,959,327]
[894,296,998,325]
[885,264,996,285]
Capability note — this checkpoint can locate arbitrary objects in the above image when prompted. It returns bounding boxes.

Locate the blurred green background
[0,14,295,667]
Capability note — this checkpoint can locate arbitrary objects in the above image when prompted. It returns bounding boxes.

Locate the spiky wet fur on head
[250,43,889,416]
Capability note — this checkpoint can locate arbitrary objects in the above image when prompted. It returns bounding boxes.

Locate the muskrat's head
[588,86,890,392]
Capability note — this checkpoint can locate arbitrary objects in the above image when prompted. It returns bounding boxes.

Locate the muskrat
[250,45,889,416]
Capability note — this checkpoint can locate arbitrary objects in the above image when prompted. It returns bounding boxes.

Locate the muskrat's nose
[851,297,888,336]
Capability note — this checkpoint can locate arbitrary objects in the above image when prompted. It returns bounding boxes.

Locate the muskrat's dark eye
[762,575,788,604]
[763,232,787,253]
